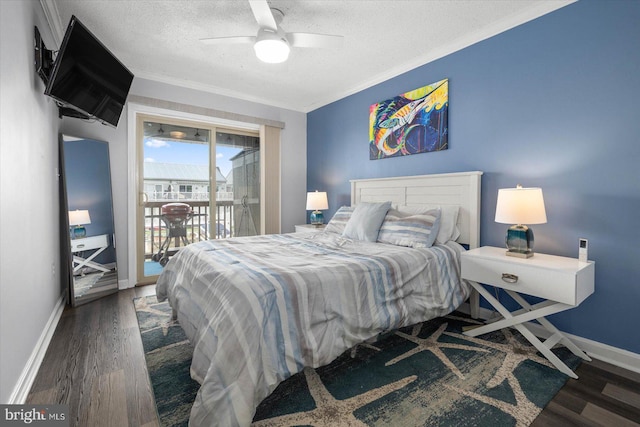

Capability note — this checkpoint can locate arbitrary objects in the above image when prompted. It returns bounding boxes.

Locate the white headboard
[350,171,483,248]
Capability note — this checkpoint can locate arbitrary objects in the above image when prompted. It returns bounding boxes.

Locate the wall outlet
[51,262,56,277]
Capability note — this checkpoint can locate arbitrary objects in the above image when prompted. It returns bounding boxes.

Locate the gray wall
[0,0,62,403]
[0,0,307,403]
[62,77,308,287]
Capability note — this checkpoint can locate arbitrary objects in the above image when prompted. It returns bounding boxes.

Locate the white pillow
[342,201,392,241]
[397,205,460,244]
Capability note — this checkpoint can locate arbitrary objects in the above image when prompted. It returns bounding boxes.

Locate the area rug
[134,295,580,427]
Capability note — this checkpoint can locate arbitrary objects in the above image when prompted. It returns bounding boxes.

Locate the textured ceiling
[44,0,573,112]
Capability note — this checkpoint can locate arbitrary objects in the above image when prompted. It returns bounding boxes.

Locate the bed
[156,171,482,426]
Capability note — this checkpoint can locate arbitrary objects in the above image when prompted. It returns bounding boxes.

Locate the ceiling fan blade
[248,0,278,30]
[287,32,344,49]
[199,36,256,45]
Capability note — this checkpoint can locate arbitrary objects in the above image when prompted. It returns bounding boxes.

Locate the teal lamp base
[72,225,86,239]
[505,224,534,258]
[310,210,324,225]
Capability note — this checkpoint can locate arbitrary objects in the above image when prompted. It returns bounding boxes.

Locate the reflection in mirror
[60,135,118,306]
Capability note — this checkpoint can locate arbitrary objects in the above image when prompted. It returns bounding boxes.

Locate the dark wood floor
[27,286,159,427]
[27,286,640,426]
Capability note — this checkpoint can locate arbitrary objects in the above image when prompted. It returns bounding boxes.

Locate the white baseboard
[524,321,640,374]
[8,292,66,404]
[457,303,640,374]
[118,279,131,290]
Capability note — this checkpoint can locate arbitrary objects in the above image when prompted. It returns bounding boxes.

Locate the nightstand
[71,234,111,274]
[295,224,326,233]
[460,246,594,378]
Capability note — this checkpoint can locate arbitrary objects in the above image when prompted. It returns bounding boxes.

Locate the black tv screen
[45,16,133,127]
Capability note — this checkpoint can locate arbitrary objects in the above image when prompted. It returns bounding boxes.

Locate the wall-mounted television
[43,15,133,128]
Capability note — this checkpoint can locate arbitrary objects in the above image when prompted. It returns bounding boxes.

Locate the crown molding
[39,0,64,48]
[302,1,576,112]
[132,69,302,113]
[38,0,575,113]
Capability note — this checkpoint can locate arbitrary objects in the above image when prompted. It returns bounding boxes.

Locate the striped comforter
[156,232,470,426]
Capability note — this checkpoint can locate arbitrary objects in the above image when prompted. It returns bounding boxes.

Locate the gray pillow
[342,201,392,241]
[324,206,354,235]
[378,208,441,248]
[397,205,459,244]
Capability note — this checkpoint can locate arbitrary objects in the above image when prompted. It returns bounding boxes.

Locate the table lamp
[306,191,328,225]
[69,209,91,239]
[495,185,546,258]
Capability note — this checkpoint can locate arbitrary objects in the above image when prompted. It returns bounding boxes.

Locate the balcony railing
[144,200,234,259]
[147,191,233,201]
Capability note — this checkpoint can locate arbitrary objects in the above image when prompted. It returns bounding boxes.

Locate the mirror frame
[59,134,118,306]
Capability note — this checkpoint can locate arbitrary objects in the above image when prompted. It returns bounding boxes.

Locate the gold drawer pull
[502,273,518,283]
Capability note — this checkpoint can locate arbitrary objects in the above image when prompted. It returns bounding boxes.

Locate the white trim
[8,293,66,404]
[118,279,131,290]
[525,321,640,375]
[127,95,284,129]
[302,1,575,113]
[131,70,299,114]
[40,0,573,113]
[457,303,640,375]
[39,0,64,47]
[127,106,138,289]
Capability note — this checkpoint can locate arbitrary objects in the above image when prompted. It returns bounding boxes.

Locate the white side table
[295,224,326,233]
[71,234,110,274]
[460,246,594,378]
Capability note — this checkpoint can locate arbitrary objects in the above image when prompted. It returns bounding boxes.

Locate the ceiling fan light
[254,29,290,63]
[254,39,289,63]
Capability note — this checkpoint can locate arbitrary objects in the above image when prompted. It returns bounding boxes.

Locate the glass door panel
[138,119,211,283]
[215,131,260,237]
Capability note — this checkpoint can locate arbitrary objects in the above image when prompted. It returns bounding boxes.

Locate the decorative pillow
[378,208,441,248]
[324,206,354,235]
[342,201,392,242]
[398,205,459,244]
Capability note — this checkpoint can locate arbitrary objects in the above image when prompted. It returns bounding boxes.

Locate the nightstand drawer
[461,248,594,306]
[71,234,108,252]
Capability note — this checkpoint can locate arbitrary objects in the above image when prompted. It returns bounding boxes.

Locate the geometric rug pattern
[134,295,580,427]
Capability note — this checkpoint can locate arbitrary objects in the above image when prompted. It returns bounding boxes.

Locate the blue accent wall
[307,1,640,354]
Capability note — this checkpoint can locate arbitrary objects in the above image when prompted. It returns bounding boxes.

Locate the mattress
[156,231,471,426]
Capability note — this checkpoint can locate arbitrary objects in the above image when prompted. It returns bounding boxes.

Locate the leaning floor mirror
[60,134,118,306]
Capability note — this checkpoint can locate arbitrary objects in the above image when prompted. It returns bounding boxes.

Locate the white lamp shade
[254,29,290,63]
[495,186,547,225]
[306,191,328,211]
[69,209,91,226]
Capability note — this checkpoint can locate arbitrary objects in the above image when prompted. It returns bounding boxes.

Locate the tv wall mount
[35,26,92,121]
[34,26,54,85]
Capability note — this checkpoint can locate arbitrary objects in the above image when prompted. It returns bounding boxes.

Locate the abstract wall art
[369,79,448,160]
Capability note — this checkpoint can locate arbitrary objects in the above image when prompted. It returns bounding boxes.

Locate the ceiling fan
[199,0,343,63]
